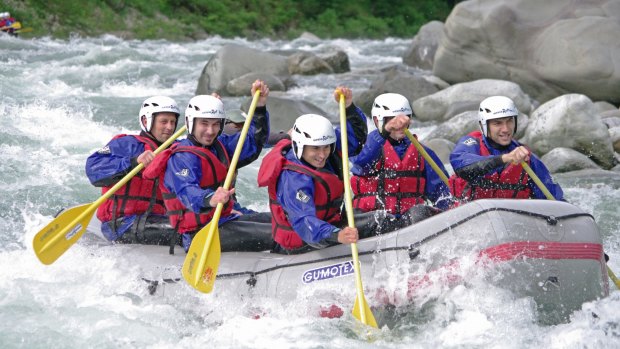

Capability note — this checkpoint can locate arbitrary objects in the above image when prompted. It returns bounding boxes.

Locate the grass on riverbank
[1,0,453,40]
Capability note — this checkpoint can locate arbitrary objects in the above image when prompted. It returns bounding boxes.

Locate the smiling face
[148,112,177,143]
[192,118,222,146]
[301,144,332,169]
[486,116,515,146]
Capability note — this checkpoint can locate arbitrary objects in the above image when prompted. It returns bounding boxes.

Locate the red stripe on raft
[480,241,603,261]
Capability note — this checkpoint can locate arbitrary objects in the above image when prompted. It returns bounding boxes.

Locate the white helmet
[478,96,518,137]
[184,95,225,135]
[291,114,336,159]
[138,96,180,133]
[371,93,413,133]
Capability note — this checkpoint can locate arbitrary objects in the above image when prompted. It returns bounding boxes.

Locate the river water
[1,34,619,348]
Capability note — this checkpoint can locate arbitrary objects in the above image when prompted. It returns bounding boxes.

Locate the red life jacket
[257,140,343,250]
[96,135,166,224]
[449,131,532,200]
[351,138,427,214]
[143,141,233,234]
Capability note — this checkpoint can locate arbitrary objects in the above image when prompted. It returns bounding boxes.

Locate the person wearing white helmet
[350,93,453,222]
[143,80,273,253]
[0,11,17,35]
[258,86,376,253]
[86,96,181,244]
[449,95,563,201]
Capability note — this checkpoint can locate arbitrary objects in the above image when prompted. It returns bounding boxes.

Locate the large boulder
[523,94,616,169]
[319,49,350,74]
[433,0,620,104]
[286,48,350,75]
[402,21,444,70]
[541,147,601,173]
[287,51,333,75]
[412,79,532,122]
[593,101,618,114]
[226,72,286,96]
[610,127,620,153]
[424,111,478,143]
[355,65,446,116]
[602,116,620,129]
[422,138,455,168]
[196,44,289,96]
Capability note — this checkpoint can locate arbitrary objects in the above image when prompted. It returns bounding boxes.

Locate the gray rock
[287,52,333,75]
[297,32,321,42]
[226,73,286,96]
[593,101,618,113]
[425,111,478,143]
[402,21,444,70]
[523,94,616,169]
[433,0,620,104]
[318,50,350,74]
[422,138,455,167]
[412,79,532,122]
[353,88,382,119]
[354,65,444,116]
[196,44,289,96]
[602,117,620,129]
[541,147,600,173]
[610,127,620,153]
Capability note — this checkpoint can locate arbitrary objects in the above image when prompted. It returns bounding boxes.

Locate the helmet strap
[292,142,300,159]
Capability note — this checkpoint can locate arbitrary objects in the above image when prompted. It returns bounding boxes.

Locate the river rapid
[1,34,619,348]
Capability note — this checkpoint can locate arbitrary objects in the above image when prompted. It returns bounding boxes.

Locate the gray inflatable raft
[86,199,609,324]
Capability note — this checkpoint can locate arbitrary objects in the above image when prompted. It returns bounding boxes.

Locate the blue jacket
[450,134,564,200]
[86,132,154,187]
[275,105,367,244]
[164,107,270,227]
[350,130,453,211]
[85,132,168,239]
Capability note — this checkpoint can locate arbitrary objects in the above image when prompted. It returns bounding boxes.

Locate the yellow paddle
[404,129,450,187]
[521,161,620,290]
[1,22,33,34]
[15,27,33,33]
[182,90,261,293]
[339,93,378,328]
[33,126,187,265]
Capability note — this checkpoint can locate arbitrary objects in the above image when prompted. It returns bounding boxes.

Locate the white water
[1,34,619,348]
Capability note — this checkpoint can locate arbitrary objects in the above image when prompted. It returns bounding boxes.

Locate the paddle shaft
[185,90,261,291]
[520,162,554,200]
[39,126,186,253]
[339,94,375,327]
[404,129,450,187]
[201,90,261,249]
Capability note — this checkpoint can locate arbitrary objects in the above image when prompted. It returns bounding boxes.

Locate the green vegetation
[1,0,454,40]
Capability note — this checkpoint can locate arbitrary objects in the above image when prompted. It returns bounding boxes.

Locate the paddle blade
[33,204,94,265]
[182,221,221,293]
[352,293,378,328]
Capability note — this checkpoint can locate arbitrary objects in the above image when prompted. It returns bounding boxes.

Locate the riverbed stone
[433,0,620,104]
[196,44,289,96]
[523,94,615,169]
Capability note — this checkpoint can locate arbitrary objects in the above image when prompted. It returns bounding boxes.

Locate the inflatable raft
[85,199,609,324]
